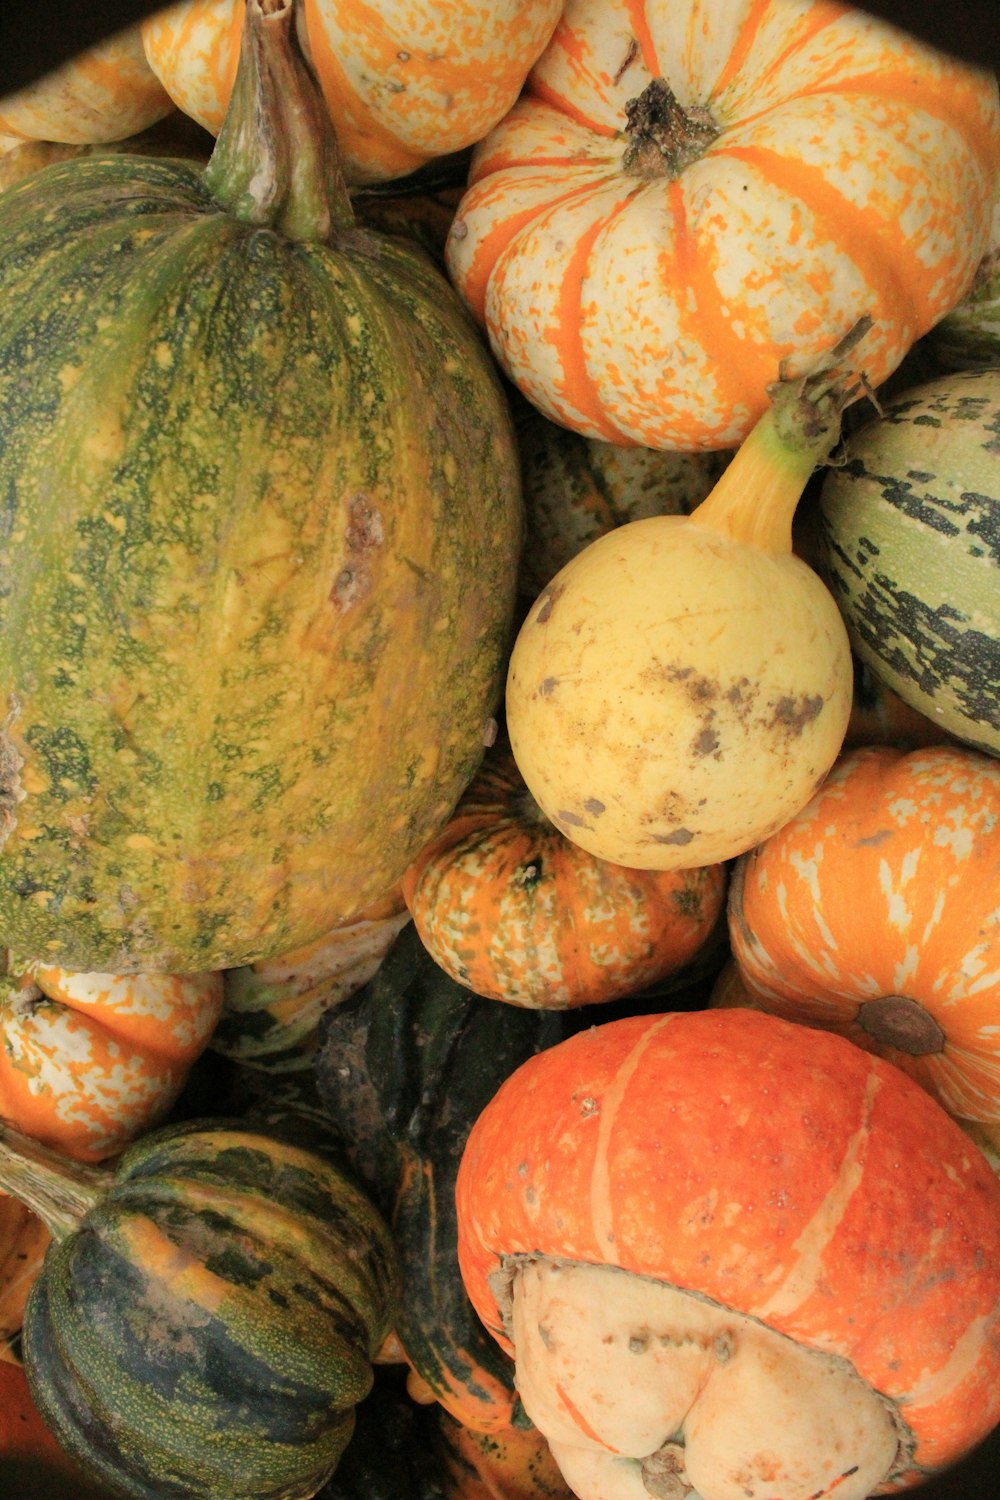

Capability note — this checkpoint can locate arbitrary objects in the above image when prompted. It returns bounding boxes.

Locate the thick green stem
[0,1127,111,1240]
[203,0,354,241]
[691,317,873,554]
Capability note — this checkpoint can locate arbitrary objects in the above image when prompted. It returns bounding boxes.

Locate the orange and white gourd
[141,0,564,182]
[0,961,223,1162]
[445,0,1000,451]
[401,741,727,1009]
[456,1007,1000,1498]
[725,743,1000,1124]
[0,24,172,146]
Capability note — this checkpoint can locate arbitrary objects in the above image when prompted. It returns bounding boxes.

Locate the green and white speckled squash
[818,369,1000,756]
[0,0,522,974]
[0,1116,397,1499]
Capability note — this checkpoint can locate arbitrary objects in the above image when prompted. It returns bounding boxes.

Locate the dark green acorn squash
[0,1114,397,1500]
[313,922,568,1433]
[0,0,522,973]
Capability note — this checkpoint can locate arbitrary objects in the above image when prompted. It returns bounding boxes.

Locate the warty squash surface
[445,0,1000,451]
[0,0,523,973]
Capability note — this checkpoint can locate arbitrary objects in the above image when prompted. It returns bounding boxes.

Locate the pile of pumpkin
[0,1,999,1497]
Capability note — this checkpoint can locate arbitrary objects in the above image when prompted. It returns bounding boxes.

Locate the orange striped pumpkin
[445,0,1000,451]
[0,961,224,1162]
[141,0,564,183]
[401,741,727,1008]
[726,743,1000,1123]
[455,1007,1000,1492]
[0,24,172,145]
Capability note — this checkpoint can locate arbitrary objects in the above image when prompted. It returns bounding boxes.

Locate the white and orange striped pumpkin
[456,1007,1000,1496]
[141,0,564,183]
[445,0,1000,451]
[0,24,173,146]
[725,743,1000,1123]
[0,961,224,1162]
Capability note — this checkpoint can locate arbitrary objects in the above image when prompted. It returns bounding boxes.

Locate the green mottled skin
[818,370,1000,757]
[0,153,523,971]
[21,1119,398,1500]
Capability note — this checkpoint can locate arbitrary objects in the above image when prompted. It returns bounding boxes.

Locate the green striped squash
[0,1116,397,1500]
[818,369,1000,756]
[0,0,522,973]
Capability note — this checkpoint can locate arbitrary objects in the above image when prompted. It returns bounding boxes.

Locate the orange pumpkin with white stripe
[727,743,1000,1124]
[141,0,563,182]
[0,960,224,1162]
[444,0,1000,451]
[401,741,727,1008]
[0,23,172,145]
[455,1007,1000,1497]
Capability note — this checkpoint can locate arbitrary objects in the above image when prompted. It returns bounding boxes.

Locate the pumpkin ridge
[719,141,920,336]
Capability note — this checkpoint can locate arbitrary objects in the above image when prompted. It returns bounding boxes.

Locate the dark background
[0,2,997,1496]
[0,2,997,94]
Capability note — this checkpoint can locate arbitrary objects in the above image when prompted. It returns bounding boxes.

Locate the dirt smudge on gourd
[768,693,824,735]
[330,490,384,612]
[534,582,564,624]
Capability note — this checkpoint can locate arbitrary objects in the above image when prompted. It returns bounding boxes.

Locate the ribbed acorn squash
[0,0,522,973]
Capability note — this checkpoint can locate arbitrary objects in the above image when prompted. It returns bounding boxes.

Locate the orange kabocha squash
[401,741,727,1009]
[0,1195,49,1362]
[455,1007,1000,1498]
[0,23,172,145]
[0,959,224,1162]
[141,0,563,183]
[725,743,1000,1123]
[445,0,1000,451]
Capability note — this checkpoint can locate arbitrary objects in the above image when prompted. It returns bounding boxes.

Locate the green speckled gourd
[0,0,522,972]
[0,1114,397,1500]
[818,369,1000,756]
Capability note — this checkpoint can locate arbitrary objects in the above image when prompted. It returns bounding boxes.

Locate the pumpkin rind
[726,743,1000,1123]
[16,1118,398,1499]
[455,1007,1000,1481]
[0,49,522,971]
[445,0,1000,451]
[818,368,1000,757]
[401,741,727,1008]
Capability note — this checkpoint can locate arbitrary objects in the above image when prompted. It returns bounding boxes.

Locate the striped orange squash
[142,0,564,182]
[727,743,1000,1122]
[0,962,224,1161]
[455,1007,1000,1495]
[445,0,1000,451]
[0,23,172,145]
[401,741,727,1008]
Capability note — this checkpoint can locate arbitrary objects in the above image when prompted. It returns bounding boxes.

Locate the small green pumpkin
[0,1116,397,1500]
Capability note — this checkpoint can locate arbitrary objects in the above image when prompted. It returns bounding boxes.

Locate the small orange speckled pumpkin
[445,0,1000,451]
[455,1007,1000,1493]
[401,741,727,1008]
[0,23,172,145]
[727,743,1000,1123]
[141,0,563,183]
[0,960,224,1162]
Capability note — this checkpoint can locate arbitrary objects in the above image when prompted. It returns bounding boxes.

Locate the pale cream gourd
[505,331,865,871]
[510,1259,900,1500]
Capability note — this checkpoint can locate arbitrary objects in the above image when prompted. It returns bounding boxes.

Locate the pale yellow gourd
[505,327,867,870]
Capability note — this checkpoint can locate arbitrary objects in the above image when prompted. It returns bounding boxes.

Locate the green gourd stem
[203,0,355,241]
[691,316,874,555]
[0,1127,111,1240]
